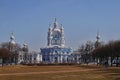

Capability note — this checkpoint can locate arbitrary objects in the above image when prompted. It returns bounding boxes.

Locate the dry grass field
[0,65,119,80]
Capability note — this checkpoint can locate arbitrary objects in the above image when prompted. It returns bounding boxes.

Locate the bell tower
[95,31,101,48]
[9,32,16,52]
[47,24,52,46]
[47,19,66,47]
[60,24,65,47]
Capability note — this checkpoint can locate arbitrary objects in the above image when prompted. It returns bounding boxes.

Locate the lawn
[0,65,119,80]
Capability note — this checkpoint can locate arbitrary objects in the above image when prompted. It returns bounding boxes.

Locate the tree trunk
[2,58,3,67]
[116,56,119,67]
[110,57,113,67]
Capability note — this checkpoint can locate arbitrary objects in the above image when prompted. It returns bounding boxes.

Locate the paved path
[0,69,93,76]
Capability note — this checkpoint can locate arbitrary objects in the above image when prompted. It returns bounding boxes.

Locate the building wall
[41,47,73,63]
[41,19,73,63]
[18,51,42,64]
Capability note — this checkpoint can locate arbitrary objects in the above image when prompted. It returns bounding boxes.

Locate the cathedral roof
[53,28,61,32]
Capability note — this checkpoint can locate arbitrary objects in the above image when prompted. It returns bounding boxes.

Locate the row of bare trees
[78,40,120,67]
[92,40,120,66]
[78,41,95,64]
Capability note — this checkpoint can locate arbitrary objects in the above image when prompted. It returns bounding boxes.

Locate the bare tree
[0,48,11,66]
[0,42,22,64]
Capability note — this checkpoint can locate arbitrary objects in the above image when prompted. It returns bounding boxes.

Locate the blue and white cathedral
[40,19,73,63]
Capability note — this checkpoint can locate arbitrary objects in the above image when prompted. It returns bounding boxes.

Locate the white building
[40,19,73,63]
[9,33,42,64]
[18,43,42,64]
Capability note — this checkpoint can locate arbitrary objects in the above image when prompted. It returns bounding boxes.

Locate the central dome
[53,28,61,32]
[47,18,65,47]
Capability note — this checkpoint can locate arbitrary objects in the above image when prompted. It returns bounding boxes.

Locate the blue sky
[0,0,120,51]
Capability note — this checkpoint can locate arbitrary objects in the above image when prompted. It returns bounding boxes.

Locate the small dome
[96,32,100,39]
[23,41,28,48]
[10,35,15,40]
[23,43,27,47]
[10,32,15,40]
[10,32,15,45]
[10,40,16,45]
[96,36,100,39]
[49,27,52,31]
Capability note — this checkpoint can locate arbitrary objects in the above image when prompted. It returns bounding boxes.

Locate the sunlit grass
[0,65,119,80]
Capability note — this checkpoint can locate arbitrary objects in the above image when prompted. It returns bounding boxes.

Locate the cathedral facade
[40,19,73,63]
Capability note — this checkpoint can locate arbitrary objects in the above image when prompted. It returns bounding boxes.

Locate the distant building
[40,19,73,63]
[71,51,81,64]
[7,33,41,64]
[18,51,42,64]
[9,32,18,64]
[18,42,42,64]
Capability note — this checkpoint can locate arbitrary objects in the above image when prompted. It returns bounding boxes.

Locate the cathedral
[40,19,73,63]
